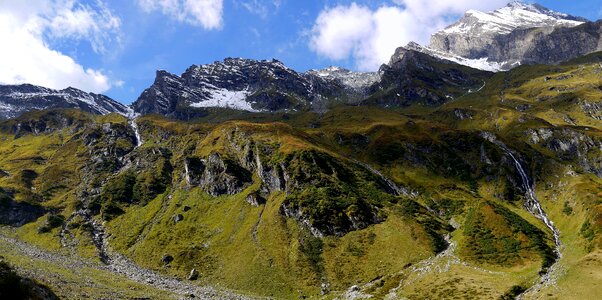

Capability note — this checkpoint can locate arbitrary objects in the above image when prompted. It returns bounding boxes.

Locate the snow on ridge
[0,102,16,112]
[404,43,514,72]
[189,88,258,112]
[441,2,584,36]
[2,87,127,116]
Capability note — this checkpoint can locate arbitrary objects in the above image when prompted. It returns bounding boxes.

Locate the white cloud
[0,0,121,93]
[310,0,510,71]
[239,0,282,18]
[138,0,224,30]
[48,1,121,54]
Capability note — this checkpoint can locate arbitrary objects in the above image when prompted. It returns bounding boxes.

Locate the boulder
[188,268,199,281]
[161,254,173,265]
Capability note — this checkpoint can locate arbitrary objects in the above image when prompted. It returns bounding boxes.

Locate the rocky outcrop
[527,128,602,176]
[581,101,602,120]
[178,127,402,237]
[186,153,253,197]
[305,66,379,96]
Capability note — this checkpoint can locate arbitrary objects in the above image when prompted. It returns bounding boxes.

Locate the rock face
[428,2,598,71]
[0,84,130,120]
[363,48,492,107]
[305,66,380,94]
[527,128,602,177]
[131,58,351,118]
[186,153,254,197]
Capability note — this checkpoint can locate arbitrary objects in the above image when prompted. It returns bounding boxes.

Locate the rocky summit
[427,1,599,71]
[131,58,355,118]
[1,2,601,300]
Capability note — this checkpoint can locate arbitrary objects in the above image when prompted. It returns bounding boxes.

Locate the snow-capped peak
[440,1,585,36]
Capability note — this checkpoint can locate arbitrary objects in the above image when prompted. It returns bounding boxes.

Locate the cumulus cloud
[138,0,224,30]
[0,0,121,93]
[310,0,510,71]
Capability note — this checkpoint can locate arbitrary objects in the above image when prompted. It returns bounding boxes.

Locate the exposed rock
[526,128,602,176]
[161,254,174,265]
[131,58,350,118]
[245,192,266,207]
[188,269,199,281]
[580,101,602,120]
[454,109,474,120]
[364,48,492,107]
[174,214,184,223]
[305,66,379,95]
[183,206,191,212]
[200,153,253,197]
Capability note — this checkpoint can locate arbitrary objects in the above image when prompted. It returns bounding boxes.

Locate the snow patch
[189,88,258,112]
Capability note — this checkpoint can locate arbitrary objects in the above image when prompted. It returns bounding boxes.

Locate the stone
[245,192,266,207]
[183,206,191,212]
[174,214,184,223]
[161,254,173,265]
[188,268,199,280]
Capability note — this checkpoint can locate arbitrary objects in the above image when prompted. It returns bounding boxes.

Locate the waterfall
[504,150,561,254]
[130,118,142,148]
[480,132,562,295]
[126,111,142,148]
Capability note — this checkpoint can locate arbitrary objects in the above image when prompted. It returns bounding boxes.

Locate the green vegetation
[462,201,554,269]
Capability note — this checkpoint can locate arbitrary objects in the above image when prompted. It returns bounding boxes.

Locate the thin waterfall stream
[481,133,562,297]
[127,112,143,148]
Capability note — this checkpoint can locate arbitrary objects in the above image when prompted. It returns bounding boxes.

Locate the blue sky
[1,0,600,104]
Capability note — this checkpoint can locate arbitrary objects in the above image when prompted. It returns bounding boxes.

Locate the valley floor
[0,227,253,300]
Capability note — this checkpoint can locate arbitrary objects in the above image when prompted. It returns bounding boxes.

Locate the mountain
[0,84,131,120]
[131,58,365,119]
[1,50,601,298]
[427,1,600,71]
[130,53,496,118]
[363,46,493,107]
[0,2,601,300]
